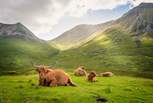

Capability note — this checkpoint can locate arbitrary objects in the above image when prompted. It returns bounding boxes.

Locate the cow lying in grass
[74,66,87,76]
[99,72,114,77]
[87,71,96,82]
[36,66,76,87]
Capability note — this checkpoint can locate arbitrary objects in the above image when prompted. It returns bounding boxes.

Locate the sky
[0,0,153,40]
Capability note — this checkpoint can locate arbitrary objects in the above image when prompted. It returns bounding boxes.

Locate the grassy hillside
[50,26,153,78]
[0,36,59,74]
[0,74,153,103]
[50,21,113,50]
[48,3,153,78]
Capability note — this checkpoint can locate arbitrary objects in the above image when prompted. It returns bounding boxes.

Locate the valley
[0,3,153,78]
[0,2,153,103]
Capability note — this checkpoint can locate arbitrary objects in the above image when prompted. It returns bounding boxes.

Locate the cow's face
[36,66,47,78]
[90,71,96,77]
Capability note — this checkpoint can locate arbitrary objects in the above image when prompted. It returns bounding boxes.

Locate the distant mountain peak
[16,22,23,26]
[117,2,153,34]
[0,22,22,27]
[0,22,40,41]
[138,2,153,7]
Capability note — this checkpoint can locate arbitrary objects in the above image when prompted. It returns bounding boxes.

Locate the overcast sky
[0,0,153,40]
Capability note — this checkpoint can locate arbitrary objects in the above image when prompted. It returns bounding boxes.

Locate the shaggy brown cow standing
[87,71,96,82]
[74,66,87,76]
[36,66,76,87]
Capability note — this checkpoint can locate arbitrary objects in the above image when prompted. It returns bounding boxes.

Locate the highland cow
[36,65,48,86]
[99,72,114,77]
[36,66,76,87]
[74,66,87,76]
[87,71,96,82]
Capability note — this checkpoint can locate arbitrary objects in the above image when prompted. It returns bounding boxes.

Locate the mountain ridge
[0,3,153,76]
[48,3,153,77]
[116,2,153,34]
[50,3,153,50]
[0,22,59,73]
[0,22,41,41]
[50,21,113,50]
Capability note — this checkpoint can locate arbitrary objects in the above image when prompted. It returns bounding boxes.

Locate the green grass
[0,74,153,103]
[0,36,59,73]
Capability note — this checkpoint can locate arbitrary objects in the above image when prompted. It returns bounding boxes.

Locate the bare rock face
[0,22,40,41]
[117,3,153,35]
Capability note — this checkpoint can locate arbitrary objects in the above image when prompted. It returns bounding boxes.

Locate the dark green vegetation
[0,74,153,103]
[0,36,58,74]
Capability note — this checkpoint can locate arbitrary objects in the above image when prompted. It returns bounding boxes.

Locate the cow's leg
[49,78,57,87]
[39,78,44,86]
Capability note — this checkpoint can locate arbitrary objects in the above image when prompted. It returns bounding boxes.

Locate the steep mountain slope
[117,3,153,34]
[50,3,153,50]
[0,23,58,73]
[0,23,40,41]
[50,3,153,78]
[50,21,113,50]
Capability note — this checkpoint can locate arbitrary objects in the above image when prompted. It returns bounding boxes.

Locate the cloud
[0,0,153,39]
[0,0,67,35]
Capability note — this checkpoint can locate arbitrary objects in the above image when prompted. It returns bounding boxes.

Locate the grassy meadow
[0,73,153,103]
